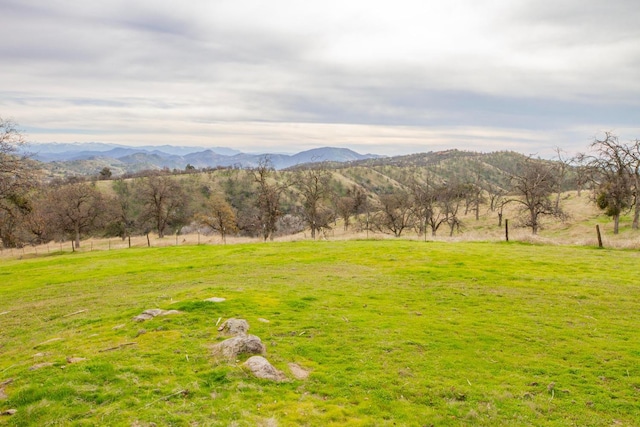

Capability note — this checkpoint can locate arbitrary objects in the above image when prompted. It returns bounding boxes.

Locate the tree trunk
[613,214,620,234]
[633,176,640,229]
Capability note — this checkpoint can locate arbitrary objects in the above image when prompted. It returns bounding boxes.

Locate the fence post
[505,219,509,242]
[596,225,603,248]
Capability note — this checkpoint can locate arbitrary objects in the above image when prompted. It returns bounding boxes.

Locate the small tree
[508,158,563,234]
[293,164,334,239]
[0,118,39,247]
[110,178,138,242]
[251,157,286,241]
[621,139,640,229]
[45,182,106,248]
[195,193,238,243]
[373,191,414,237]
[99,167,112,180]
[136,174,188,238]
[584,133,633,234]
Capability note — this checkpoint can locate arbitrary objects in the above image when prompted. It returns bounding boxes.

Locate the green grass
[1,241,639,426]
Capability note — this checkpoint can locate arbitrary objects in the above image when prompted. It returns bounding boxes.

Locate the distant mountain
[33,143,383,177]
[28,142,240,162]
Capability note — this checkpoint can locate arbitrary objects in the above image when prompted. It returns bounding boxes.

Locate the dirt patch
[288,363,310,380]
[29,363,54,371]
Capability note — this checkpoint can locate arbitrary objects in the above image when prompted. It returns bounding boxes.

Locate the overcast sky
[1,0,639,156]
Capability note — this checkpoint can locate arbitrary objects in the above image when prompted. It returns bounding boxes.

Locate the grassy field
[1,241,639,426]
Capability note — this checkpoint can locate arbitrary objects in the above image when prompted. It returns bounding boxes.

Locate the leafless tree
[252,157,286,241]
[583,133,634,234]
[45,182,106,248]
[293,164,335,238]
[335,185,366,231]
[136,174,188,238]
[621,139,640,229]
[508,158,563,234]
[373,191,415,237]
[553,147,571,210]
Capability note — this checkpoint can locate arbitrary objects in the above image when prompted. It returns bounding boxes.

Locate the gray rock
[217,318,250,335]
[133,309,180,322]
[244,356,287,382]
[211,335,265,360]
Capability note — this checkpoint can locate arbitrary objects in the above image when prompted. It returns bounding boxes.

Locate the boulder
[244,356,287,382]
[217,318,249,336]
[211,335,265,360]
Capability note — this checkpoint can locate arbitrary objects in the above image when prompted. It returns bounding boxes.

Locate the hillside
[1,241,639,425]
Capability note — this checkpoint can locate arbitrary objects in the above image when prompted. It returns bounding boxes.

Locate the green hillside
[1,241,639,425]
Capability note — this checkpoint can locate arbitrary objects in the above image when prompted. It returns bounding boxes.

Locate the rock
[1,409,17,416]
[257,318,270,323]
[133,309,180,322]
[244,356,286,382]
[217,318,249,336]
[66,357,87,364]
[205,297,226,303]
[288,363,310,380]
[211,335,265,360]
[29,362,54,370]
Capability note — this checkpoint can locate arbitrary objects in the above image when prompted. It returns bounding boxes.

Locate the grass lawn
[1,240,639,426]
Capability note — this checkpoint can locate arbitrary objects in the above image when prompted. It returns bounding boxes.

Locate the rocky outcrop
[211,335,266,360]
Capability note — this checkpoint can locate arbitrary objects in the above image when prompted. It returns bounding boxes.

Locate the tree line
[2,117,640,248]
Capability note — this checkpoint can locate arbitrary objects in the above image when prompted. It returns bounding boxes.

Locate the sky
[1,0,639,157]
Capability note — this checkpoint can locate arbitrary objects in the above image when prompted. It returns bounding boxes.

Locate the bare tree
[45,182,106,248]
[335,185,366,231]
[110,178,138,242]
[293,164,334,239]
[584,133,633,234]
[621,139,640,229]
[373,191,414,237]
[252,157,286,241]
[553,147,571,210]
[508,158,563,234]
[136,174,188,238]
[440,182,467,236]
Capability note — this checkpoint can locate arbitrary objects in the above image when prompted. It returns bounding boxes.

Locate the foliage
[0,118,40,248]
[195,193,238,242]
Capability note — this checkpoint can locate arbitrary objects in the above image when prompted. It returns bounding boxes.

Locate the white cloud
[1,0,639,156]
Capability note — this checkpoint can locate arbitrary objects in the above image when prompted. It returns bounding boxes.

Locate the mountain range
[28,143,383,176]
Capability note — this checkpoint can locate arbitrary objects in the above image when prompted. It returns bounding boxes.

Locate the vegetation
[1,241,639,426]
[3,117,640,251]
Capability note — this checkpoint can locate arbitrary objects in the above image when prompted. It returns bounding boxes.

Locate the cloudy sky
[1,0,639,156]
